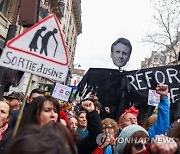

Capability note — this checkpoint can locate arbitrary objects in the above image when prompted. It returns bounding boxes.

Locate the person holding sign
[118,84,170,139]
[147,84,170,138]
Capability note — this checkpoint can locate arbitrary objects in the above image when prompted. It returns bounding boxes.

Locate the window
[39,7,49,19]
[69,16,72,25]
[66,2,69,11]
[69,45,71,53]
[154,58,158,62]
[66,37,69,45]
[63,24,65,33]
[72,27,74,34]
[0,0,11,17]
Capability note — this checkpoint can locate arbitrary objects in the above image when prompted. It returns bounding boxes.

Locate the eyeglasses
[103,126,113,130]
[133,142,149,151]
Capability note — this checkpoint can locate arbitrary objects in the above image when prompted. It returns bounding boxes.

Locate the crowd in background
[0,84,180,154]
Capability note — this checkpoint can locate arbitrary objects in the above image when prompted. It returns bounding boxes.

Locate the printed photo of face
[111,43,131,67]
[111,38,132,68]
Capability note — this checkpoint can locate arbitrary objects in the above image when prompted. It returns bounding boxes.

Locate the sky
[74,0,155,72]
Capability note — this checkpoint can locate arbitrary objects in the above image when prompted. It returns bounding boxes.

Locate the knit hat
[117,124,149,153]
[59,111,69,127]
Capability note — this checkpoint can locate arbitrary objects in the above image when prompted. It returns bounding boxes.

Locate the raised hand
[156,84,168,98]
[81,100,95,112]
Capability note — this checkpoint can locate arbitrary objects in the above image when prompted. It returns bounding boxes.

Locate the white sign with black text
[0,14,68,82]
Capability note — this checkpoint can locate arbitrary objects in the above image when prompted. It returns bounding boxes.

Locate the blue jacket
[104,142,119,154]
[117,97,170,139]
[109,97,170,154]
[104,145,112,154]
[148,97,170,138]
[115,97,170,154]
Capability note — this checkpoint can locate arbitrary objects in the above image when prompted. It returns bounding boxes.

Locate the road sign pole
[12,73,33,138]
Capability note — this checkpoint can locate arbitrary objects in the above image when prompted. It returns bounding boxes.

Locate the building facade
[141,51,166,68]
[0,0,82,94]
[163,32,180,66]
[70,67,85,86]
[141,33,180,69]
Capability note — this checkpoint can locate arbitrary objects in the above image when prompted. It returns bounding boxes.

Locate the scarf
[93,147,104,154]
[0,123,8,140]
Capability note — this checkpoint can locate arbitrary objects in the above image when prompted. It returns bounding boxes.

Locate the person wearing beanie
[117,124,178,154]
[59,111,69,127]
[117,124,149,153]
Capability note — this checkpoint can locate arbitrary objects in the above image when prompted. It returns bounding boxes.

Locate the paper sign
[148,89,160,106]
[52,83,72,102]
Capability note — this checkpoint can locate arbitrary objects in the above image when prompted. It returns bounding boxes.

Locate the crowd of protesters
[0,84,180,154]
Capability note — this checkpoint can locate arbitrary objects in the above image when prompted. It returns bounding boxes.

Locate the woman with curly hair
[93,118,119,154]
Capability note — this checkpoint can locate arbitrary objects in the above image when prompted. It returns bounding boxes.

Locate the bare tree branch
[143,0,180,64]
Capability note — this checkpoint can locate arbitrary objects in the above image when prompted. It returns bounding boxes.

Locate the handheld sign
[0,14,69,82]
[52,83,72,102]
[148,89,160,106]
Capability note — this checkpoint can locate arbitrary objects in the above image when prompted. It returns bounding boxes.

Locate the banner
[76,65,180,123]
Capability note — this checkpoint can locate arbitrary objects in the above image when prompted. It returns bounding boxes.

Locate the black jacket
[77,110,103,154]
